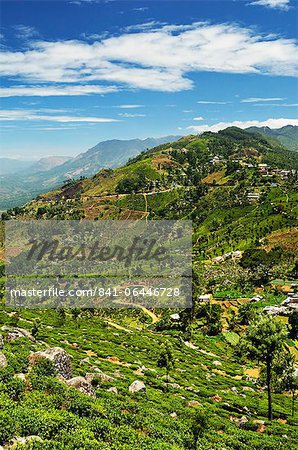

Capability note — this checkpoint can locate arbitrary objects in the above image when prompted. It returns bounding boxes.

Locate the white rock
[0,352,7,368]
[129,380,146,393]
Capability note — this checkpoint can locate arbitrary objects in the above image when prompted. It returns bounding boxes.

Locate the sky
[0,0,297,159]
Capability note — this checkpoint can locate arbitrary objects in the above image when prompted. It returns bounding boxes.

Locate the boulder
[66,376,95,397]
[170,412,177,418]
[3,326,35,343]
[9,436,43,449]
[187,400,201,407]
[129,380,146,393]
[85,372,115,383]
[14,373,26,382]
[107,387,118,394]
[0,352,7,368]
[29,347,72,379]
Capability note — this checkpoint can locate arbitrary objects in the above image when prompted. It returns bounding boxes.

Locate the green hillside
[246,125,298,152]
[0,127,297,449]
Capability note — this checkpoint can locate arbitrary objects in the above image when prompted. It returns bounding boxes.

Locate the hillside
[246,125,298,152]
[0,127,297,449]
[0,136,180,211]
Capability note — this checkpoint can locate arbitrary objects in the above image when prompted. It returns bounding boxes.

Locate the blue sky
[0,0,297,158]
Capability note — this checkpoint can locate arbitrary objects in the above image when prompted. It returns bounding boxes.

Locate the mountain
[29,155,72,172]
[1,127,297,450]
[0,158,35,175]
[0,136,180,210]
[245,125,298,152]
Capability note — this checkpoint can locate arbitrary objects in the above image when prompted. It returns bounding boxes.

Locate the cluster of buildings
[213,250,242,264]
[263,293,298,316]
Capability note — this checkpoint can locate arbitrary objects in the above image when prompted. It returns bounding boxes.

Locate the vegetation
[0,127,297,448]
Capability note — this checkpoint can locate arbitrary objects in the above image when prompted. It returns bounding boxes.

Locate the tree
[198,302,222,336]
[31,318,40,338]
[239,315,288,420]
[237,303,256,325]
[191,409,210,449]
[263,349,297,418]
[157,341,174,386]
[288,312,298,340]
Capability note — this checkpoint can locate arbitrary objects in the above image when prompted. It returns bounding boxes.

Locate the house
[198,294,212,302]
[214,256,224,263]
[210,156,222,165]
[263,306,281,315]
[247,192,260,201]
[170,313,180,321]
[250,295,263,303]
[281,294,298,311]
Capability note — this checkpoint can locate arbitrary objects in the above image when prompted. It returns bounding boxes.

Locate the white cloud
[124,21,166,32]
[13,25,39,39]
[241,97,285,102]
[188,118,298,133]
[249,0,290,11]
[193,116,204,121]
[252,102,298,107]
[0,22,297,94]
[197,101,228,104]
[118,113,146,117]
[0,85,118,97]
[132,7,149,12]
[0,109,119,123]
[114,104,143,109]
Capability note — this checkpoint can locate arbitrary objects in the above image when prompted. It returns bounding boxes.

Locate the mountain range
[0,136,180,210]
[245,125,298,152]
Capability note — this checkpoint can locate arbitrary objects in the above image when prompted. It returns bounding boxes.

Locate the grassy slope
[0,128,297,449]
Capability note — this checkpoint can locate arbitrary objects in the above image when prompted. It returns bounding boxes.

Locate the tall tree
[239,315,287,420]
[157,341,174,386]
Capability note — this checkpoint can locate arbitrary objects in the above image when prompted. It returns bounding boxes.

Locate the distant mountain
[0,158,34,175]
[55,136,181,179]
[245,125,298,152]
[30,155,71,173]
[0,136,180,210]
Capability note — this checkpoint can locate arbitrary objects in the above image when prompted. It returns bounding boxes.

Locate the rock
[239,416,248,427]
[253,419,265,425]
[80,357,90,365]
[3,326,35,343]
[213,360,222,366]
[129,380,146,393]
[170,412,177,418]
[14,373,26,382]
[243,386,254,392]
[107,387,118,394]
[29,347,72,379]
[66,376,95,397]
[0,352,7,368]
[231,387,238,393]
[187,400,200,407]
[0,334,4,349]
[9,436,43,449]
[85,372,115,383]
[168,383,182,389]
[230,415,248,427]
